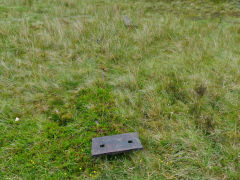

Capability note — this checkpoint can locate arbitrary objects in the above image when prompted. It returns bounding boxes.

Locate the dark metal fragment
[91,132,143,157]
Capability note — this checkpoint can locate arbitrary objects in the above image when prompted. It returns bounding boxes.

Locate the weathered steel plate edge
[91,132,143,157]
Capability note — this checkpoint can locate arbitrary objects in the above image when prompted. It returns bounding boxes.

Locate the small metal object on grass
[122,15,132,26]
[101,71,105,81]
[92,132,143,157]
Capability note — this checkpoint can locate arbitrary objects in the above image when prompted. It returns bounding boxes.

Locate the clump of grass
[0,83,128,178]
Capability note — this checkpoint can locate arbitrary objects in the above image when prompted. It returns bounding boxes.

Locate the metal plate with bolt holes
[91,132,143,157]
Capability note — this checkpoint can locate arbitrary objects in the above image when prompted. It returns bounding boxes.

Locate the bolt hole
[128,140,133,143]
[100,144,105,148]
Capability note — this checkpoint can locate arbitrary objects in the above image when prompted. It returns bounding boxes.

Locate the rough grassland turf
[0,0,240,179]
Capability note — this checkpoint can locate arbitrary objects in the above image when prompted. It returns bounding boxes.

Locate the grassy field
[0,0,240,179]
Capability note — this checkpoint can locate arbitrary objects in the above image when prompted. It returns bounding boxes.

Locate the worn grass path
[0,0,240,179]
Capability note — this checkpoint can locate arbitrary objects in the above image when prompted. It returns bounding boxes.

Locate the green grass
[0,0,240,179]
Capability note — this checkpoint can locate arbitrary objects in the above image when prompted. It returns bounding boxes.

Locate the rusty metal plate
[91,132,143,157]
